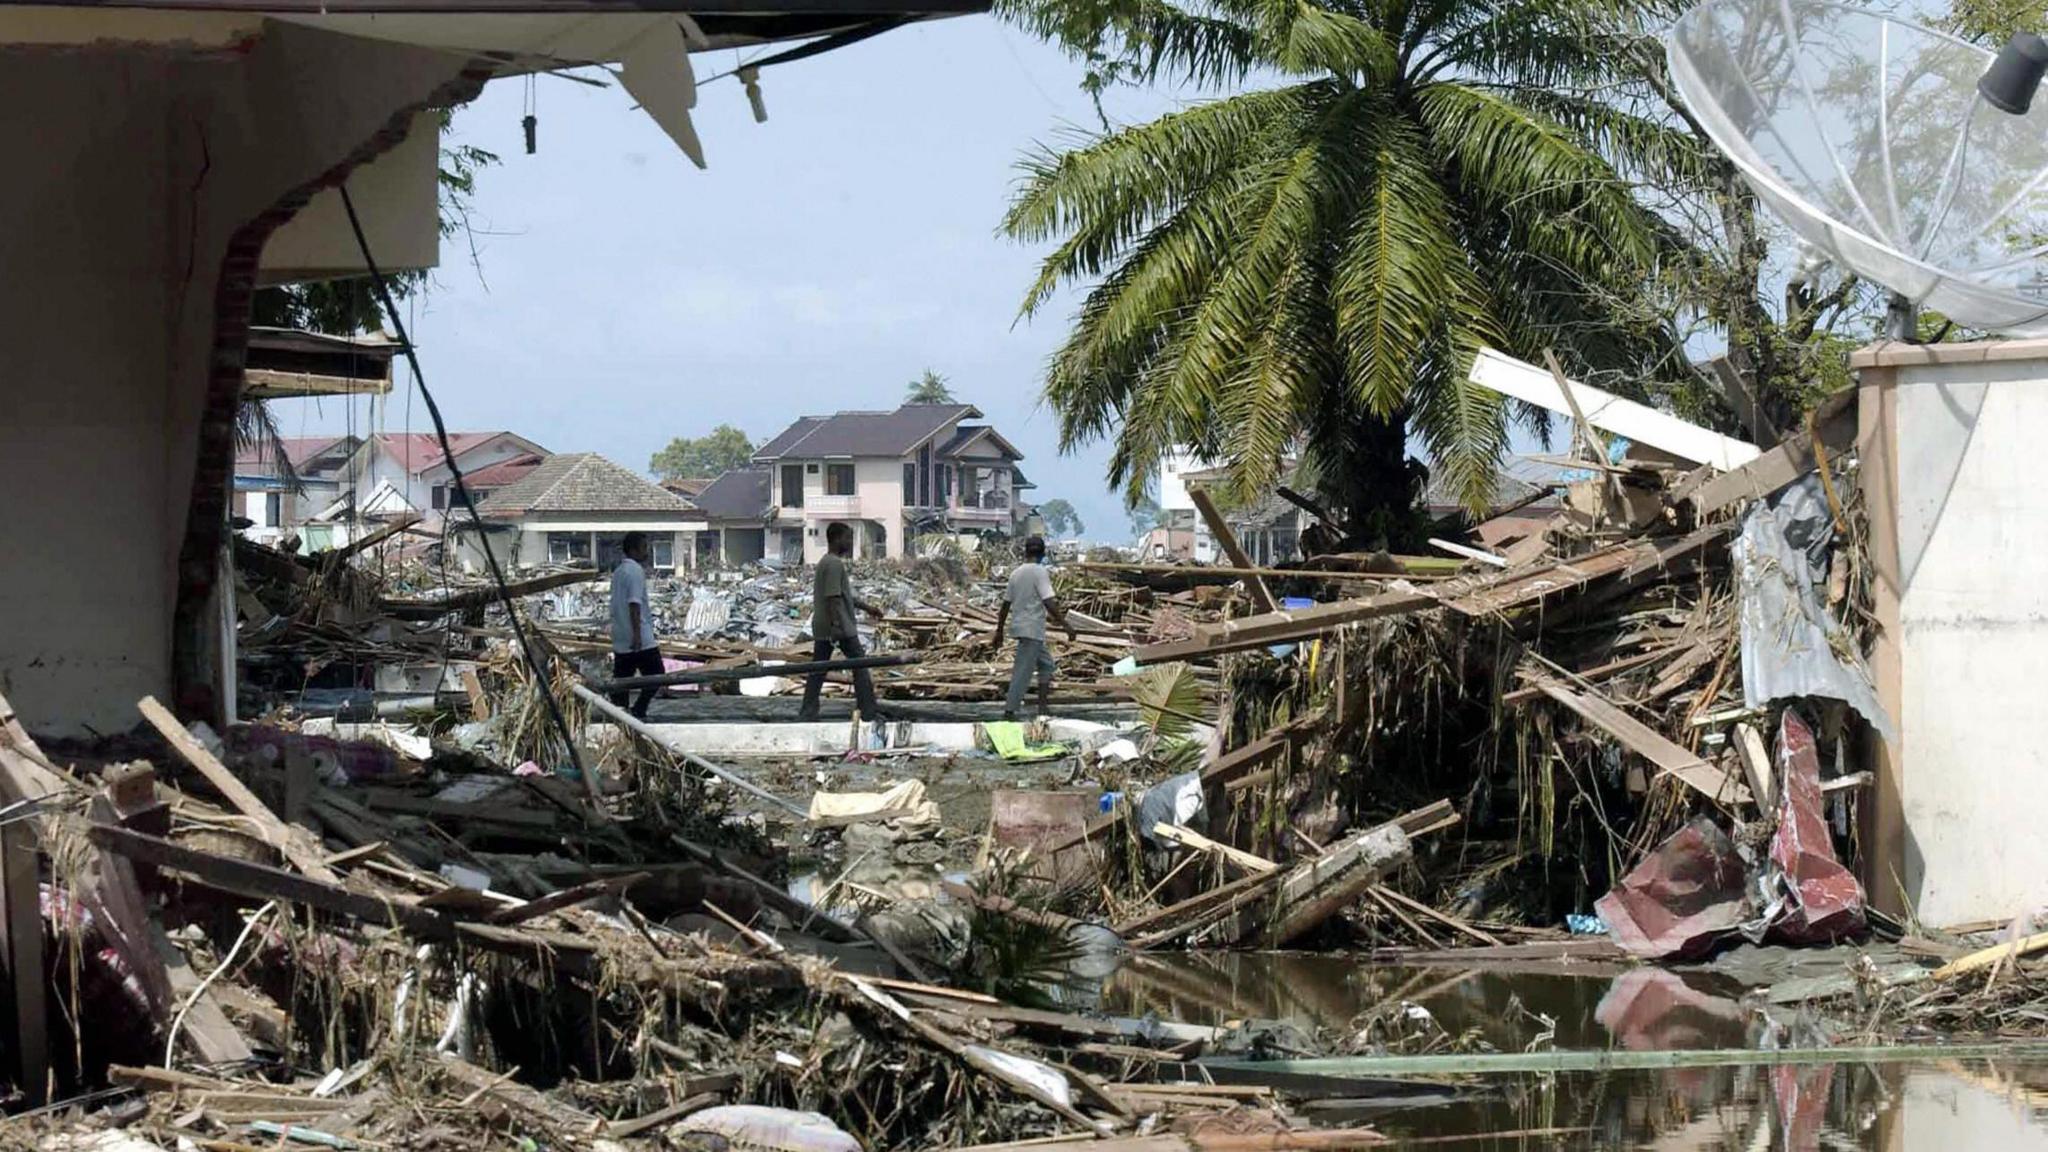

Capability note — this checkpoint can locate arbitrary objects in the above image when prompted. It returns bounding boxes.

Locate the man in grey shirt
[799,522,883,721]
[993,535,1075,720]
[608,532,663,719]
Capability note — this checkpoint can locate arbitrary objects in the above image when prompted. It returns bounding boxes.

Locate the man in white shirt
[608,532,663,718]
[992,535,1076,721]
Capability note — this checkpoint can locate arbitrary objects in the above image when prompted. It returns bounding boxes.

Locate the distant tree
[906,369,956,404]
[651,424,756,481]
[1039,498,1085,538]
[1127,494,1164,541]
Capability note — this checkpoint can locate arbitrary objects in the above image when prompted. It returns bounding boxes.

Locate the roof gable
[474,453,695,519]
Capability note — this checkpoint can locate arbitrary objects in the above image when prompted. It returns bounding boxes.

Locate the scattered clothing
[983,720,1068,762]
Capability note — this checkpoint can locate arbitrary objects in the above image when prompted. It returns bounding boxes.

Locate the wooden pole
[1189,487,1277,613]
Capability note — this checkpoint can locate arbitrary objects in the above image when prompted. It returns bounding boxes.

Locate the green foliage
[650,424,757,482]
[906,369,957,404]
[1128,661,1202,742]
[1004,0,1695,524]
[1038,497,1087,537]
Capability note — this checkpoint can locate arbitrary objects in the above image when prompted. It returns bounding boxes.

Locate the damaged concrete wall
[0,23,477,735]
[1857,342,2048,926]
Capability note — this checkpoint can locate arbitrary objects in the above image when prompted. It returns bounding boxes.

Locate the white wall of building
[0,22,471,734]
[1860,345,2048,925]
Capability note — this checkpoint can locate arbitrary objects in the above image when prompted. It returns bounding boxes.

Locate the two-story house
[750,402,1027,562]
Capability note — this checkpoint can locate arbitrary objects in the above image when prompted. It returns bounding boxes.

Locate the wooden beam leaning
[1189,487,1277,613]
[1677,388,1856,518]
[138,696,341,884]
[1133,590,1440,665]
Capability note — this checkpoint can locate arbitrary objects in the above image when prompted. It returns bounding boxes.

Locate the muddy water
[1098,954,2048,1148]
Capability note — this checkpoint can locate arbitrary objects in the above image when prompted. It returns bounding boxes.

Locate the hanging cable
[338,184,589,787]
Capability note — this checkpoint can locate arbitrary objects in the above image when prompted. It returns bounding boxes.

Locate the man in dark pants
[799,522,882,721]
[608,531,664,718]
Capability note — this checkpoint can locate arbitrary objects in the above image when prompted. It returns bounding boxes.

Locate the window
[939,465,953,502]
[431,484,447,510]
[780,464,804,508]
[826,463,856,496]
[903,462,916,506]
[264,492,282,527]
[649,537,675,571]
[548,533,592,564]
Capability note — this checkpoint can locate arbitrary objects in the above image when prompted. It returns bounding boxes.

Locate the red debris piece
[1595,818,1749,959]
[1769,710,1866,943]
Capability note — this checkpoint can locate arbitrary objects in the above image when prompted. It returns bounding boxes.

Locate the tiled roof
[235,435,354,472]
[461,453,546,490]
[754,403,979,461]
[375,432,537,475]
[691,468,773,522]
[474,453,695,519]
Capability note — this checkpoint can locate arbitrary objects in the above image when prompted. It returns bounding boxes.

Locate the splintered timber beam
[88,824,599,970]
[139,696,342,883]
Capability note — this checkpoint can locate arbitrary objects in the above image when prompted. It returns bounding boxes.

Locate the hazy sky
[280,16,1200,540]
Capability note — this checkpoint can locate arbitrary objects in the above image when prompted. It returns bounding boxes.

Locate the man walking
[609,532,664,719]
[799,522,883,721]
[993,535,1075,721]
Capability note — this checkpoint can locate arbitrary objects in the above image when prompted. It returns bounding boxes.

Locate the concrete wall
[0,24,476,733]
[1858,342,2048,926]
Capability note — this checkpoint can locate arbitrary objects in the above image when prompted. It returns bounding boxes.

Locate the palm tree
[1003,0,1700,533]
[906,369,957,404]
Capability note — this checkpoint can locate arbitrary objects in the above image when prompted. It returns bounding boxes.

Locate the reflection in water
[1098,952,1751,1051]
[1097,954,2048,1148]
[1364,1061,2048,1150]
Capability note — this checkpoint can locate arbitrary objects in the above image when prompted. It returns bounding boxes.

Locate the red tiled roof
[374,432,514,473]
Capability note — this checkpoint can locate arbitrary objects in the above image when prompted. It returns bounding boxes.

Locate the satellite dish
[1669,0,2048,335]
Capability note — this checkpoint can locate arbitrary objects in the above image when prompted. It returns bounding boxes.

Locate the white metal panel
[1468,349,1762,471]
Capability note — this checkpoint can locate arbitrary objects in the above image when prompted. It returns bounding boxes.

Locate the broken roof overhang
[243,327,398,400]
[8,1,987,168]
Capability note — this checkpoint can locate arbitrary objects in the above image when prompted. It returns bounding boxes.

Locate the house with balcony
[751,402,1027,562]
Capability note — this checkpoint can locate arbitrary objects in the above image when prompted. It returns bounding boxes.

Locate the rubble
[11,377,2048,1148]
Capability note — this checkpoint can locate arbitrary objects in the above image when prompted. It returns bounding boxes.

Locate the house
[0,0,983,737]
[453,453,705,574]
[234,435,362,547]
[750,402,1028,562]
[689,468,776,566]
[234,431,547,549]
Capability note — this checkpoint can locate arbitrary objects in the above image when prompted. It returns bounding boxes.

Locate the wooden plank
[1930,931,2048,981]
[1151,824,1278,875]
[88,824,597,970]
[461,667,491,721]
[321,513,420,562]
[1536,682,1749,806]
[0,691,56,1105]
[1680,388,1855,518]
[1189,487,1276,613]
[0,822,44,1103]
[138,696,340,884]
[1733,723,1775,812]
[1134,590,1439,665]
[148,922,254,1065]
[608,1091,722,1139]
[485,872,644,927]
